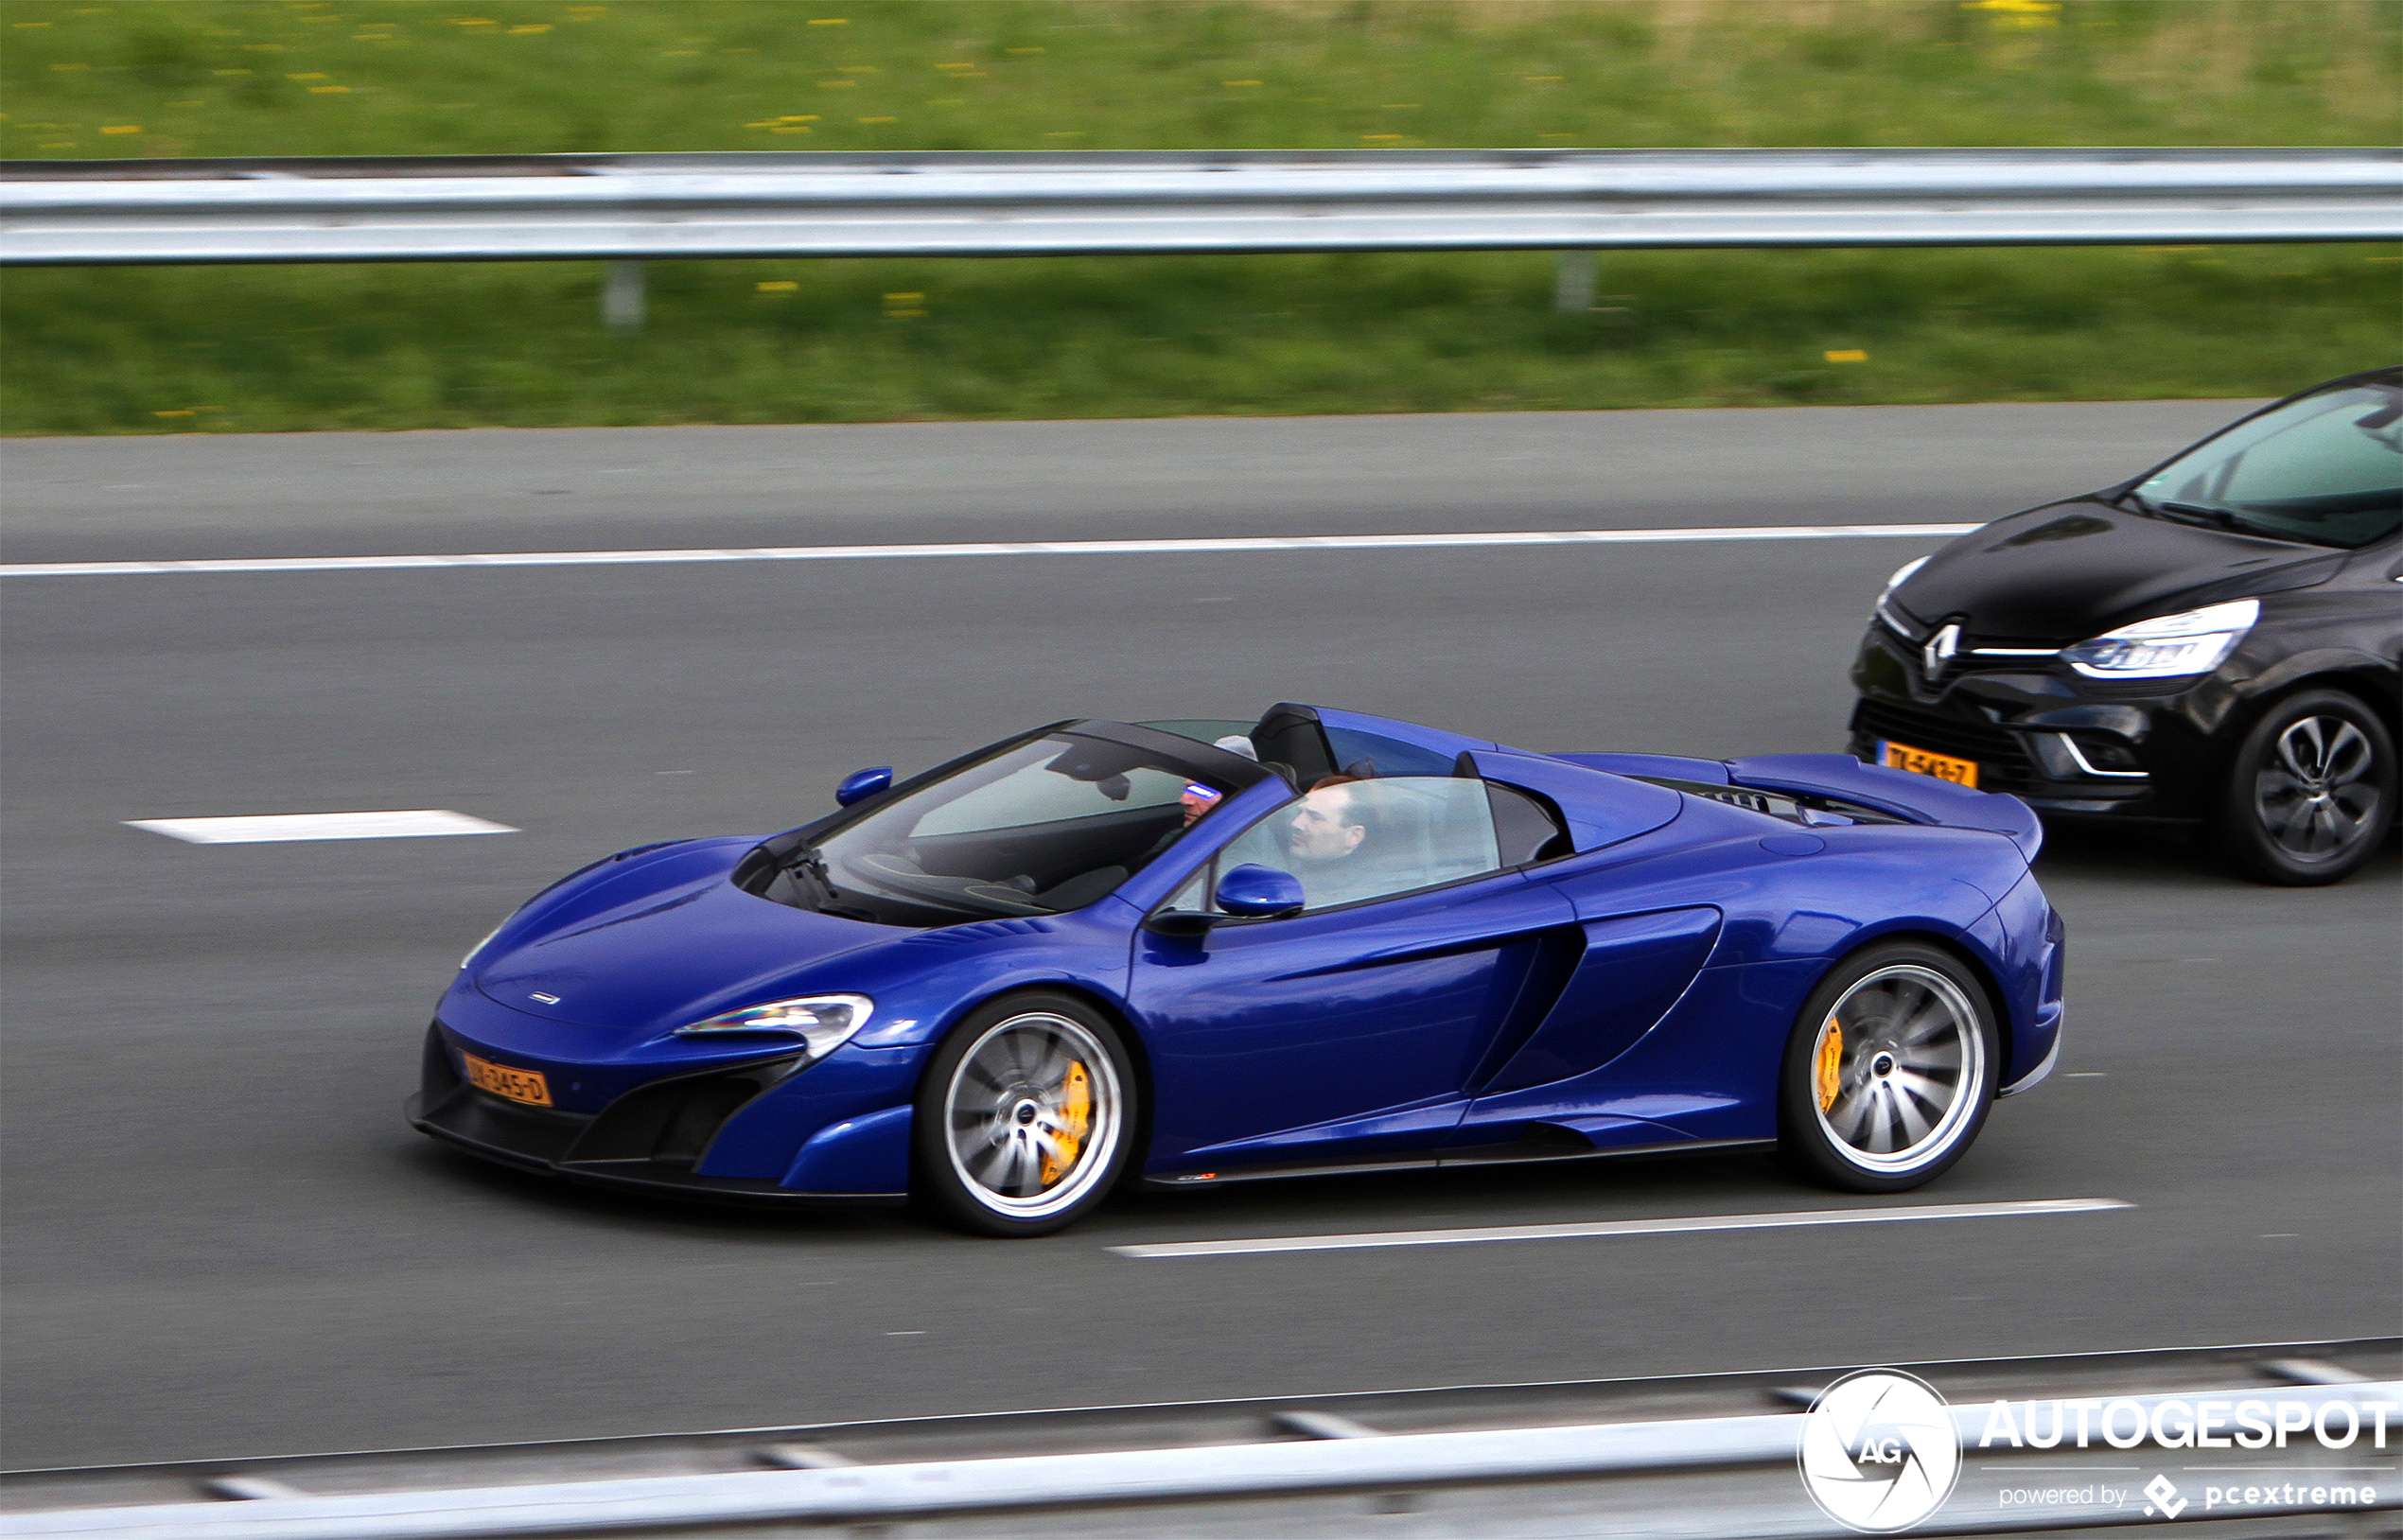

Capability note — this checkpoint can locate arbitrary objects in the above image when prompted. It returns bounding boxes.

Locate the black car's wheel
[912,991,1136,1237]
[2217,689,2395,886]
[1779,942,1999,1194]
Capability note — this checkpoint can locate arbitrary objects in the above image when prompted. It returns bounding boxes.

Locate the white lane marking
[125,810,518,844]
[1108,1197,2130,1259]
[0,523,1983,578]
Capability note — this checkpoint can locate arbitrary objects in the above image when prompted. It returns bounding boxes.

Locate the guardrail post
[602,259,645,332]
[1552,250,1595,313]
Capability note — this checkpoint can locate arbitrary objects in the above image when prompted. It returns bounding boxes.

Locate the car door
[1127,776,1575,1174]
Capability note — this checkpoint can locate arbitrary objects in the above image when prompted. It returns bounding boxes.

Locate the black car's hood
[1895,499,2345,643]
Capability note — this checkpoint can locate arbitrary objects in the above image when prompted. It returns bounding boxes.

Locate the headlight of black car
[2061,598,2258,680]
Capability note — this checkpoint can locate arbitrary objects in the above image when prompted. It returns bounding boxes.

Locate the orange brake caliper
[1815,1018,1844,1112]
[1040,1061,1093,1187]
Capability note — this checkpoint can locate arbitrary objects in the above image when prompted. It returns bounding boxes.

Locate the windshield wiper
[2156,499,2252,533]
[2117,490,2240,533]
[784,847,877,920]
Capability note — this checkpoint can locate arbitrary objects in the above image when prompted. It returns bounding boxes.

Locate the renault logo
[1922,623,1962,678]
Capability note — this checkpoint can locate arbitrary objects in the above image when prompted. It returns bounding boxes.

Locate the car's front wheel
[912,992,1136,1237]
[2217,688,2395,886]
[1779,942,1998,1194]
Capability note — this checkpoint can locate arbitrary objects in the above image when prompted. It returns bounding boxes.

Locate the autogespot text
[1976,1394,2395,1452]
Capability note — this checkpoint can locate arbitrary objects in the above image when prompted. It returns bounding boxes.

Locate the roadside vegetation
[4,0,2394,433]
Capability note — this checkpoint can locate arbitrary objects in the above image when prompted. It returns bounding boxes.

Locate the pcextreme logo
[1798,1370,1963,1532]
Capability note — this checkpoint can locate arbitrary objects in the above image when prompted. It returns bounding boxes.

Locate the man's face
[1288,786,1365,862]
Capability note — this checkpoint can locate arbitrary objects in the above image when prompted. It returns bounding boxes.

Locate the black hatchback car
[1850,367,2401,884]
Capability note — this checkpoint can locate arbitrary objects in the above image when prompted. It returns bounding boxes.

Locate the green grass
[3,0,2397,434]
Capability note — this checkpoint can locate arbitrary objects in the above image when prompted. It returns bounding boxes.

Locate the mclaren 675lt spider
[412,705,2063,1235]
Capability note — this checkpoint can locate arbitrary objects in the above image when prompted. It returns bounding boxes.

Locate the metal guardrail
[3,149,2396,266]
[8,1342,2397,1539]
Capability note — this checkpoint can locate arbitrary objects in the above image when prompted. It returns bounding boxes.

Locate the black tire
[2216,688,2396,886]
[911,990,1137,1238]
[1779,941,2001,1195]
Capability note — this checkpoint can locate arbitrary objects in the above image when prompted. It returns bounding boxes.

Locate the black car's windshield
[751,730,1246,926]
[2128,382,2402,550]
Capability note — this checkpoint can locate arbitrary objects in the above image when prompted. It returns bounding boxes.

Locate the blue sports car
[409,706,2064,1236]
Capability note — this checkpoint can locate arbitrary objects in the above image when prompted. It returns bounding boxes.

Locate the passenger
[1285,775,1385,905]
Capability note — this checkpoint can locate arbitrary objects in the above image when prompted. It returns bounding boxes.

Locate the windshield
[2130,382,2402,550]
[751,731,1241,926]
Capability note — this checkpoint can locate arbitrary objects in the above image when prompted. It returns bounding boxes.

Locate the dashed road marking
[1109,1198,2131,1259]
[126,810,518,844]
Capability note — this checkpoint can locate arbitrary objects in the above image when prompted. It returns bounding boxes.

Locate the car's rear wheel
[1779,942,1998,1194]
[912,992,1134,1237]
[2217,688,2395,886]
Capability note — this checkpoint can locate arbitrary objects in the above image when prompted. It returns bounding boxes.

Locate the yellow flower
[1824,349,1868,363]
[758,280,798,291]
[1222,79,1262,87]
[101,125,142,134]
[806,17,849,25]
[288,72,328,79]
[1963,0,2059,23]
[509,25,553,34]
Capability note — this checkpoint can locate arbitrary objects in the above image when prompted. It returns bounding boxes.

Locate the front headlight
[1873,556,1929,620]
[672,993,872,1059]
[2061,598,2258,680]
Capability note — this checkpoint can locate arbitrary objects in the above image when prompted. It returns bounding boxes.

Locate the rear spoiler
[1557,751,2043,861]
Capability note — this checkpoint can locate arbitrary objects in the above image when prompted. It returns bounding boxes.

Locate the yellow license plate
[1880,739,1979,789]
[463,1053,552,1107]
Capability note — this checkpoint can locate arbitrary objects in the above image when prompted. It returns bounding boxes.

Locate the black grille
[1850,699,2037,789]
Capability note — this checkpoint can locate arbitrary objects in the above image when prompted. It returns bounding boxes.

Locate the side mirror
[1216,863,1306,919]
[835,766,892,807]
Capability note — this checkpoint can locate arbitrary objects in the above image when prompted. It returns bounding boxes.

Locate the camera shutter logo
[1798,1370,1963,1532]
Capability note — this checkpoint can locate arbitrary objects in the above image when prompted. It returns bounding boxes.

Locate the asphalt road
[4,402,2394,1472]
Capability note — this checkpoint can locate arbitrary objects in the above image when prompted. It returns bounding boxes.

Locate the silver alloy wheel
[1808,965,1986,1175]
[2255,715,2380,859]
[942,1011,1123,1220]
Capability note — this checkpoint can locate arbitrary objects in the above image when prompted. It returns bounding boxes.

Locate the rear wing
[1556,751,2043,862]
